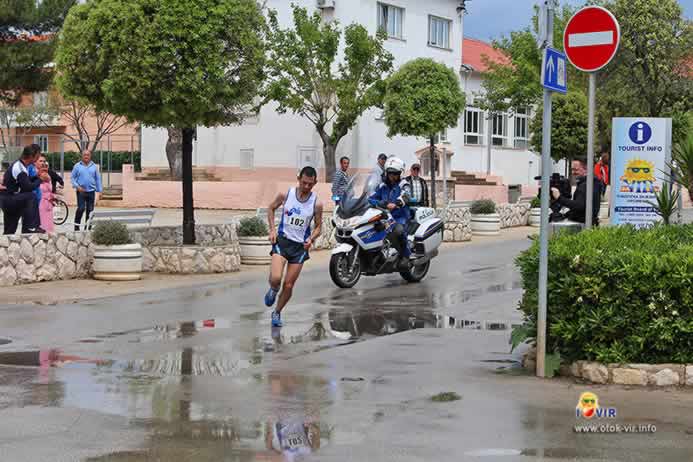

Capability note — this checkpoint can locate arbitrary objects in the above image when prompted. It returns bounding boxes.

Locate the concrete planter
[239,236,272,265]
[93,243,143,281]
[471,213,501,236]
[529,208,541,227]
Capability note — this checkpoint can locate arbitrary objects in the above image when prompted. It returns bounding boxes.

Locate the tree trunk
[430,136,437,209]
[166,128,183,180]
[181,127,195,245]
[323,142,337,183]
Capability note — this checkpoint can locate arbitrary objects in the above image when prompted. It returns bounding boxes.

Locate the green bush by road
[516,225,693,364]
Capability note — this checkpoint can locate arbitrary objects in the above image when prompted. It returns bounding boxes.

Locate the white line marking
[568,31,613,47]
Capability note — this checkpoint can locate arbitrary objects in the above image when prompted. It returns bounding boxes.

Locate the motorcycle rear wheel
[329,252,362,288]
[400,260,430,283]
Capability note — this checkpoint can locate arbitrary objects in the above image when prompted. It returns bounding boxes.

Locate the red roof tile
[462,37,510,73]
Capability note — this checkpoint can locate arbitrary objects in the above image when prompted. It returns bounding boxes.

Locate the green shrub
[470,199,496,214]
[530,197,541,208]
[44,151,141,172]
[91,220,132,245]
[238,216,269,237]
[516,224,693,364]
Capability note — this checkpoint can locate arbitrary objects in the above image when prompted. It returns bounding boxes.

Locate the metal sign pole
[536,0,556,379]
[585,73,596,229]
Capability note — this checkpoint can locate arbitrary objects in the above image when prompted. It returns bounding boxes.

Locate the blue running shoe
[271,310,283,327]
[264,287,278,307]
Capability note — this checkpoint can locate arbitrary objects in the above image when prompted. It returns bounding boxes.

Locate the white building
[141,0,556,188]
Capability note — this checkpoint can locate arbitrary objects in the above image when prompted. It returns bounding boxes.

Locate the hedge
[516,224,693,364]
[44,151,141,172]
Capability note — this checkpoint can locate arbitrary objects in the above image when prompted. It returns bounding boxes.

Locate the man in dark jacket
[1,146,45,234]
[551,159,601,225]
[403,163,429,207]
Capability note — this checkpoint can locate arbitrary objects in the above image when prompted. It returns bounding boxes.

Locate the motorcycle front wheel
[400,260,430,283]
[329,252,361,288]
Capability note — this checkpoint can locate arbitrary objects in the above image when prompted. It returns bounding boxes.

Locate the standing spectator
[71,150,102,231]
[403,162,429,207]
[1,146,45,234]
[28,145,42,211]
[331,156,350,203]
[36,155,55,233]
[368,153,388,190]
[31,144,64,193]
[594,149,610,197]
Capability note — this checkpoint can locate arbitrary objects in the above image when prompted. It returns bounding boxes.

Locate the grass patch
[430,392,462,402]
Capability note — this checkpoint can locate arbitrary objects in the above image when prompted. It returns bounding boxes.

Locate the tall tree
[597,0,693,144]
[1,0,76,159]
[265,5,394,181]
[480,5,581,115]
[529,92,588,164]
[383,58,465,209]
[0,0,76,106]
[55,0,266,244]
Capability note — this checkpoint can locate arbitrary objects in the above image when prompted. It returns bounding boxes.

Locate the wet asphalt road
[0,235,692,462]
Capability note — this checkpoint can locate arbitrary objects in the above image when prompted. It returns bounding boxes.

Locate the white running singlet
[278,187,317,244]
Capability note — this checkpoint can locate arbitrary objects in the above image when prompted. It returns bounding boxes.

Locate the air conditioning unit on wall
[317,0,335,9]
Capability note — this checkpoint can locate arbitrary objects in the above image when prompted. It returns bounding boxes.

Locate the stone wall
[498,203,531,228]
[131,224,237,247]
[565,361,693,387]
[0,232,92,286]
[0,223,242,286]
[143,245,240,274]
[437,207,472,242]
[138,224,241,274]
[313,213,336,251]
[522,348,693,387]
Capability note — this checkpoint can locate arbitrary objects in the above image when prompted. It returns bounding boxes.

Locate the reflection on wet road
[0,276,523,462]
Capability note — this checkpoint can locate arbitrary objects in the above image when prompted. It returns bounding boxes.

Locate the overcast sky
[464,0,693,41]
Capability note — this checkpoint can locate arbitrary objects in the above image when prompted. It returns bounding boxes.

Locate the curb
[522,348,693,387]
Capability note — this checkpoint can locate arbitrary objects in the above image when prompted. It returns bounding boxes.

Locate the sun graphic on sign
[620,159,657,193]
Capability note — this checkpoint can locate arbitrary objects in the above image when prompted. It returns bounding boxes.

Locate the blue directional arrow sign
[541,47,568,93]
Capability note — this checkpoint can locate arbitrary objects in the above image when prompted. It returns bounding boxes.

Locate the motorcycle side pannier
[413,217,443,256]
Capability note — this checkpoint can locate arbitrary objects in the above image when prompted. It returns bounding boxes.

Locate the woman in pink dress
[36,155,54,233]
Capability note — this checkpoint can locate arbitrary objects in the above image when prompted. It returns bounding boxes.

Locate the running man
[264,166,323,327]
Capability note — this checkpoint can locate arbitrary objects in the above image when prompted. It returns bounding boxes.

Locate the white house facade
[140,0,561,188]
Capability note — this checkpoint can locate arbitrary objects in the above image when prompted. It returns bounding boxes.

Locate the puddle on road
[316,279,523,311]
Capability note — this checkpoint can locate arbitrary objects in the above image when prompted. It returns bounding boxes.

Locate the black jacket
[2,160,42,195]
[556,176,601,224]
[48,168,64,193]
[403,175,429,207]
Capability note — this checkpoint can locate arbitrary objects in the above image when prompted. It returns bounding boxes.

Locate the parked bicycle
[52,197,69,225]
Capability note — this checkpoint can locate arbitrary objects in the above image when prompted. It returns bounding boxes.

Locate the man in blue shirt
[368,157,411,270]
[71,150,102,231]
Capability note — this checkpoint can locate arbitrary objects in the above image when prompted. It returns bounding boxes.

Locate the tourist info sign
[610,118,672,228]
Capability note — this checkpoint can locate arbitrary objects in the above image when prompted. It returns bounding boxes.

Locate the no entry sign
[563,6,620,72]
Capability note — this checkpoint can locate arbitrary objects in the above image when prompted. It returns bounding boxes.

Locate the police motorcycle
[329,170,443,288]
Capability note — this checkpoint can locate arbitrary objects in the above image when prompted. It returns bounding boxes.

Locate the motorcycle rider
[368,157,411,271]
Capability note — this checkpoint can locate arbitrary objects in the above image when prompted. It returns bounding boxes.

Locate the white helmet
[384,156,405,175]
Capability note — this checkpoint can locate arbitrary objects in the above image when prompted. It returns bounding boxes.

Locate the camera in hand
[534,173,572,222]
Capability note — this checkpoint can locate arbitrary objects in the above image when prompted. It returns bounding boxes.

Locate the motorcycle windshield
[337,173,380,219]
